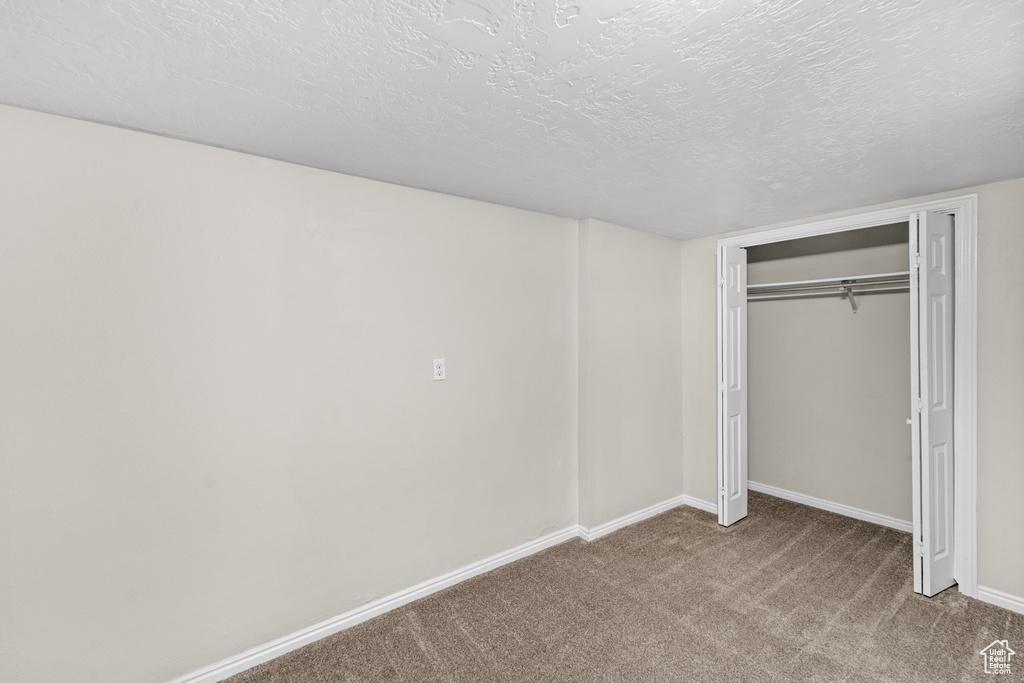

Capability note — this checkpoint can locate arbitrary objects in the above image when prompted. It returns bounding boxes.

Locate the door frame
[715,194,978,598]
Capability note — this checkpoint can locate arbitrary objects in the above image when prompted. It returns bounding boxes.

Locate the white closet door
[719,245,747,526]
[911,210,956,596]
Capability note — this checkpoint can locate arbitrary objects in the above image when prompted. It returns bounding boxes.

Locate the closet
[744,222,912,526]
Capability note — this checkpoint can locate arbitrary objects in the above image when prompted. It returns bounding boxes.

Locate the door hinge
[912,252,921,269]
[718,277,725,288]
[913,397,923,413]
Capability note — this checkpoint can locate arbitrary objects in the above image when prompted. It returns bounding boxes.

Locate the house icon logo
[980,640,1015,674]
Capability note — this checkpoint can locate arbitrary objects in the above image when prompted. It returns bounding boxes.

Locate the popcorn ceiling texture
[1,0,1022,238]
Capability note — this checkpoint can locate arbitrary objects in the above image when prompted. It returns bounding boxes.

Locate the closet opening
[745,222,913,549]
[715,196,978,600]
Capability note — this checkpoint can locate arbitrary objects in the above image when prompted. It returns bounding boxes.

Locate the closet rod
[747,270,910,295]
[747,285,909,302]
[747,270,910,313]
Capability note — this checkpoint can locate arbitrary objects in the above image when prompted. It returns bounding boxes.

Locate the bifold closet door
[910,210,956,597]
[718,245,747,526]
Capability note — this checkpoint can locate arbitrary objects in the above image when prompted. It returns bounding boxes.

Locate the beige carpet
[228,492,1023,682]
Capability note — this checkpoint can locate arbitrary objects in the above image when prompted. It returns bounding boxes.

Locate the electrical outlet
[433,358,445,381]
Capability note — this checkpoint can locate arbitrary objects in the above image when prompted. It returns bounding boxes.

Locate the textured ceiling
[1,0,1022,239]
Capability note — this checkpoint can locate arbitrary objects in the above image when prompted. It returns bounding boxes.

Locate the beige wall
[578,218,683,528]
[680,177,1024,600]
[0,105,580,683]
[2,100,1020,682]
[747,243,912,521]
[975,179,1024,601]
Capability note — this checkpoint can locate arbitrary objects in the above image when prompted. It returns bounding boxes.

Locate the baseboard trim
[977,585,1024,615]
[167,486,1011,683]
[579,494,689,542]
[680,494,718,515]
[167,525,579,683]
[748,481,913,533]
[170,492,715,683]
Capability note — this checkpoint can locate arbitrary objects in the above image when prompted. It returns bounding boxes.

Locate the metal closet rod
[747,285,908,299]
[746,270,910,313]
[746,270,910,295]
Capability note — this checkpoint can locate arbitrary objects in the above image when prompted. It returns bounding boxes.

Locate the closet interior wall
[746,226,912,523]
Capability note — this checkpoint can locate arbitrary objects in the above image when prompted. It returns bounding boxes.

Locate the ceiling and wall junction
[1,0,1022,238]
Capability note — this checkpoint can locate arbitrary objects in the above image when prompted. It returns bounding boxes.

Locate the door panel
[719,245,747,526]
[913,210,956,596]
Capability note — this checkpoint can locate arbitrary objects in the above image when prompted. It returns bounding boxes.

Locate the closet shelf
[747,270,910,312]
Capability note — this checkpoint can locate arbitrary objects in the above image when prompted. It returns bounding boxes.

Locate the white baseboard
[978,585,1024,616]
[168,485,1012,683]
[748,481,913,533]
[171,492,718,683]
[167,525,579,683]
[680,494,718,515]
[579,494,690,542]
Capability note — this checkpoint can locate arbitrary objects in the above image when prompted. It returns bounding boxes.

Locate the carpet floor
[228,492,1023,682]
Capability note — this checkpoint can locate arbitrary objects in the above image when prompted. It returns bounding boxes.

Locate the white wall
[578,218,684,529]
[0,104,580,683]
[975,179,1024,601]
[747,243,911,522]
[4,100,1019,682]
[680,177,1024,602]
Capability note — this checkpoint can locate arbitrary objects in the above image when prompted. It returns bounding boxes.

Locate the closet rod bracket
[843,286,858,313]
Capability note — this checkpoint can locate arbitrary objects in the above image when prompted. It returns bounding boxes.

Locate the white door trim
[715,194,978,598]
